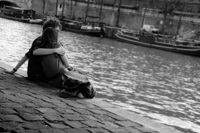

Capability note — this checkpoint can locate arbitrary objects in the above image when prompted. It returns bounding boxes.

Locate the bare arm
[33,47,65,56]
[5,55,28,74]
[60,54,87,74]
[60,55,70,68]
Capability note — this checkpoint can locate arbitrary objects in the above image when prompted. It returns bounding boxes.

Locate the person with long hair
[6,18,66,82]
[35,26,96,99]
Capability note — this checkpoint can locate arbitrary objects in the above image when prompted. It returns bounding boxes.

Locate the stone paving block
[0,103,23,108]
[0,98,10,103]
[14,107,39,114]
[64,128,90,133]
[45,122,70,129]
[83,115,98,121]
[89,109,109,115]
[35,108,50,113]
[56,108,77,115]
[22,122,49,130]
[15,129,40,133]
[107,113,129,121]
[76,100,97,108]
[87,99,116,108]
[100,121,120,129]
[31,100,56,108]
[3,94,27,104]
[87,128,111,133]
[126,127,143,133]
[0,122,23,131]
[0,115,24,122]
[43,97,69,108]
[20,102,38,108]
[39,128,66,133]
[136,126,159,133]
[106,128,132,133]
[35,108,57,114]
[53,102,70,109]
[18,112,44,121]
[43,113,63,122]
[64,100,87,109]
[30,94,56,103]
[0,90,15,95]
[73,109,92,115]
[63,115,85,121]
[27,87,49,95]
[93,114,116,122]
[81,120,105,128]
[15,93,37,102]
[115,121,142,128]
[0,108,17,114]
[64,120,88,128]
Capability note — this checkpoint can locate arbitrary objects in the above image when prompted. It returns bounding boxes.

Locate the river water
[0,18,200,133]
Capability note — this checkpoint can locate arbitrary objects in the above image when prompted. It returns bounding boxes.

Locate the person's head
[41,27,59,48]
[43,18,62,31]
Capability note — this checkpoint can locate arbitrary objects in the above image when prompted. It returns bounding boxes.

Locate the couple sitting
[8,18,96,99]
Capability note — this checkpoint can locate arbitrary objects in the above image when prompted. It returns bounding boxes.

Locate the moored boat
[0,5,42,24]
[115,30,200,57]
[29,19,43,25]
[0,13,29,22]
[60,17,105,37]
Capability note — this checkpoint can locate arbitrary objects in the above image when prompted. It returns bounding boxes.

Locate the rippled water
[0,18,200,133]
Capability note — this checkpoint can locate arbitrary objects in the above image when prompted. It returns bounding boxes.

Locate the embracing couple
[7,18,96,99]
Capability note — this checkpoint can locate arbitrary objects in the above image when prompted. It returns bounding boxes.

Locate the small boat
[0,5,41,24]
[115,30,200,57]
[29,19,43,25]
[60,18,105,37]
[0,13,29,22]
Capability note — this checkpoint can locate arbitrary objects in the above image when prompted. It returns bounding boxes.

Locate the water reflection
[0,18,200,133]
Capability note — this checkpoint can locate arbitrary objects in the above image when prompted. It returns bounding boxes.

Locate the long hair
[40,27,59,48]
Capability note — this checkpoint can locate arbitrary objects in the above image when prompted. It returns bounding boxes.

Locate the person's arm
[5,55,28,74]
[60,55,70,68]
[60,54,87,74]
[33,47,65,56]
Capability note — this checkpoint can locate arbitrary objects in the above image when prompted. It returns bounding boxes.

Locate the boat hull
[0,13,29,22]
[60,19,105,37]
[115,32,200,57]
[64,27,104,37]
[29,19,43,25]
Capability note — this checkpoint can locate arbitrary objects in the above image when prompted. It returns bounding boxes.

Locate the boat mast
[70,0,73,18]
[61,0,65,18]
[85,0,90,22]
[141,8,147,29]
[176,0,186,39]
[116,0,122,27]
[43,0,47,15]
[55,0,58,16]
[31,0,34,10]
[99,0,103,21]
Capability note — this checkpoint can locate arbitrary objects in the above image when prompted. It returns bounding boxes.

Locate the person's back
[27,36,47,81]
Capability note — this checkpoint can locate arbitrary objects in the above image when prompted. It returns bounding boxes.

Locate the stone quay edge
[0,62,183,133]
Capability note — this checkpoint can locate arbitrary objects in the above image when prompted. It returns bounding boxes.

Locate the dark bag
[62,72,96,99]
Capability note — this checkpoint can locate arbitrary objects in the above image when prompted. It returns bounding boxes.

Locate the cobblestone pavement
[0,63,183,133]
